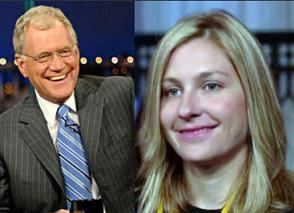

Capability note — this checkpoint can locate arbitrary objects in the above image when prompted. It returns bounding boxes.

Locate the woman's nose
[178,92,202,120]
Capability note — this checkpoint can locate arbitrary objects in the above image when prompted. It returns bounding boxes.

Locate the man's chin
[43,92,72,104]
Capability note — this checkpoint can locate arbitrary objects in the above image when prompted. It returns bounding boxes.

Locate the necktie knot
[57,104,79,133]
[57,104,70,120]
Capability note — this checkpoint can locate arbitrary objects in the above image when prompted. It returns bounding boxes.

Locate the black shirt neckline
[186,205,222,213]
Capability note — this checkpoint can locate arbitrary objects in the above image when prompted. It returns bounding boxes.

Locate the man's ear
[76,47,80,59]
[15,53,28,78]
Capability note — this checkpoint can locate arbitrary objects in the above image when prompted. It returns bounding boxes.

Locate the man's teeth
[49,75,66,81]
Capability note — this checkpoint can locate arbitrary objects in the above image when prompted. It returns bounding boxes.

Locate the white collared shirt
[35,90,99,199]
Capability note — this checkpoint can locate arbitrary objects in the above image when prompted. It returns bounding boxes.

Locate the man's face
[16,21,80,103]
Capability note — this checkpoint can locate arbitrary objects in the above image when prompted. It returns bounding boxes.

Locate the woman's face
[160,38,248,165]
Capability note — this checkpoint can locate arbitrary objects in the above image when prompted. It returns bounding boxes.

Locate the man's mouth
[48,74,66,81]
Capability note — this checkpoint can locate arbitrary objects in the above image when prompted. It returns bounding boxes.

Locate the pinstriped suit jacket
[0,75,136,213]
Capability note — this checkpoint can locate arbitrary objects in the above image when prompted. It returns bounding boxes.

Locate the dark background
[0,1,134,61]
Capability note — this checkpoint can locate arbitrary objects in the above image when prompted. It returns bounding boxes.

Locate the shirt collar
[35,90,77,127]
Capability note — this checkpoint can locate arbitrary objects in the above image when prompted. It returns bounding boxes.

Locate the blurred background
[135,1,294,170]
[0,0,134,112]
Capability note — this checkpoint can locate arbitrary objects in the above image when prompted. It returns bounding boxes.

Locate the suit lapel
[75,79,104,171]
[19,93,64,192]
[17,79,104,194]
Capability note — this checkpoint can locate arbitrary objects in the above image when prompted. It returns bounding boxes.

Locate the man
[0,5,136,213]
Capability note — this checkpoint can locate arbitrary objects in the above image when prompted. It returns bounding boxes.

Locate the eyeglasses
[22,45,76,63]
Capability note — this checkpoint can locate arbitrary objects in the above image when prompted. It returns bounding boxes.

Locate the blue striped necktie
[56,104,92,209]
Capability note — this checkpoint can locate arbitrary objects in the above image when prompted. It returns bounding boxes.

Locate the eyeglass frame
[20,44,77,63]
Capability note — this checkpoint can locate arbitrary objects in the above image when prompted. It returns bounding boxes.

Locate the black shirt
[186,205,222,213]
[186,206,294,213]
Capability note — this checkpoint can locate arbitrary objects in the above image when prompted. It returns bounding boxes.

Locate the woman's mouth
[177,125,218,142]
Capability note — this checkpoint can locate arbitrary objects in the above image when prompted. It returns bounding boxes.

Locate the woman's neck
[184,143,248,210]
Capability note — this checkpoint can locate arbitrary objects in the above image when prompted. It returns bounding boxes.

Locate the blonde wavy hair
[13,5,78,54]
[138,10,294,212]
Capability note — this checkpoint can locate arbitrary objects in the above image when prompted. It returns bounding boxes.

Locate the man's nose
[49,53,65,71]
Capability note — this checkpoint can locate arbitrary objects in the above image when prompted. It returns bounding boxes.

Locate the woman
[137,10,294,213]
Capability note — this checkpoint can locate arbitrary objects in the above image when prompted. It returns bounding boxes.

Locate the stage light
[95,56,103,64]
[126,56,134,64]
[111,56,118,64]
[0,58,7,65]
[80,57,88,64]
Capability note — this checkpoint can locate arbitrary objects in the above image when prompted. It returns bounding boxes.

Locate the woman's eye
[203,83,220,91]
[167,88,181,97]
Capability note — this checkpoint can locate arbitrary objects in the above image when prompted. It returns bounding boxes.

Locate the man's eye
[59,49,72,57]
[37,53,51,60]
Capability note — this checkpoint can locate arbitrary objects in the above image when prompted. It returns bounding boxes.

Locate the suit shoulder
[101,76,134,92]
[100,76,134,102]
[78,75,133,90]
[78,75,133,95]
[0,96,27,122]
